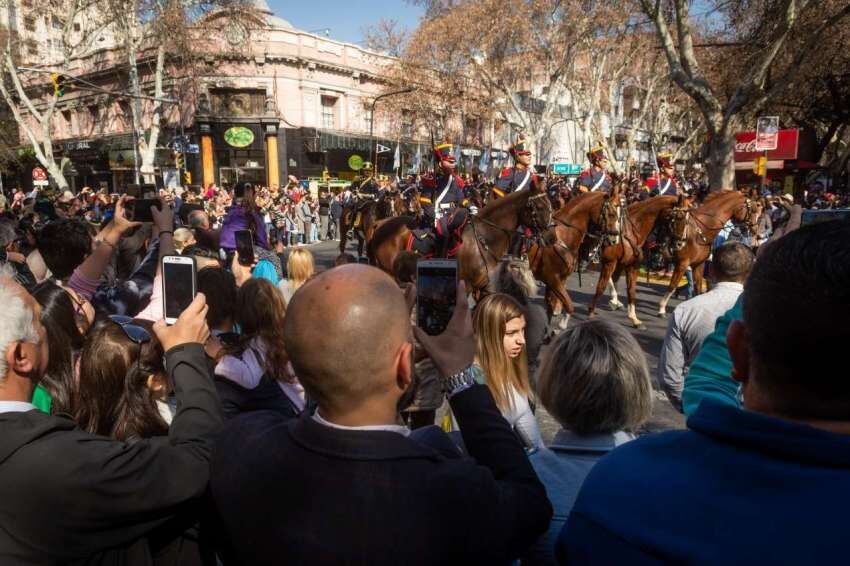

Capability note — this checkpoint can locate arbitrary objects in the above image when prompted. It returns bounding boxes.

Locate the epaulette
[500,167,512,178]
[454,175,465,189]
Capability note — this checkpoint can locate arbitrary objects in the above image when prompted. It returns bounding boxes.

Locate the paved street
[302,237,687,438]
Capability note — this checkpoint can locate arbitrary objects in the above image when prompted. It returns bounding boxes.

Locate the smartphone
[162,255,196,325]
[235,229,255,266]
[131,198,162,223]
[800,209,850,227]
[416,259,458,336]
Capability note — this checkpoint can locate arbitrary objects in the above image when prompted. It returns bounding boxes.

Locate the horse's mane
[367,215,417,258]
[700,189,738,205]
[479,187,531,219]
[555,191,603,218]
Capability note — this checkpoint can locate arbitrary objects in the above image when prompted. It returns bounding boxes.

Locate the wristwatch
[441,364,483,396]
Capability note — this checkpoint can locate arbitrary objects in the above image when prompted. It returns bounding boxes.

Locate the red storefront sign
[734,129,799,161]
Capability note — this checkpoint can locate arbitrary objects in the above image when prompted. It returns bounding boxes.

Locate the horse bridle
[669,196,757,249]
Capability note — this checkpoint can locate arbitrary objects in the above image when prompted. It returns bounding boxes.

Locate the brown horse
[368,183,552,299]
[656,190,762,317]
[587,195,680,328]
[457,181,552,298]
[528,185,623,331]
[339,192,400,258]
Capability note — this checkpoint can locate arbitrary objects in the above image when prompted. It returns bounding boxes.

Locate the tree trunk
[706,129,737,191]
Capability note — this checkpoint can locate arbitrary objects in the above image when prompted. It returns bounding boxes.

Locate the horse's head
[731,192,763,236]
[597,176,625,244]
[520,180,553,233]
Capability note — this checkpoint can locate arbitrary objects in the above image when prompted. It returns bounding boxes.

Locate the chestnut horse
[656,190,762,317]
[339,192,401,258]
[528,185,623,331]
[369,183,552,300]
[586,195,679,328]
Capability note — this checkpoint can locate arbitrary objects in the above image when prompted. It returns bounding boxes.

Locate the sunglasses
[109,315,152,344]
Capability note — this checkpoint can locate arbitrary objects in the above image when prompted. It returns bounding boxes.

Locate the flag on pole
[479,147,490,175]
[393,143,400,171]
[413,144,422,172]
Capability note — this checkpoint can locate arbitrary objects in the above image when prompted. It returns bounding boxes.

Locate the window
[401,110,413,139]
[52,16,65,30]
[25,39,38,56]
[24,16,35,32]
[74,23,80,32]
[364,108,373,133]
[321,96,336,129]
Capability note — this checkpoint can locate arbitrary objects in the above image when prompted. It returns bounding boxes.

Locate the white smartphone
[161,254,196,325]
[416,259,458,336]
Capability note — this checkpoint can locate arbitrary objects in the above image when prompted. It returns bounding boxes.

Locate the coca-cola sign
[734,129,799,161]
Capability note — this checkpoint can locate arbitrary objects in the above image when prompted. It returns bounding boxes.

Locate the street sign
[348,155,364,170]
[755,116,779,151]
[552,163,582,175]
[186,143,200,154]
[32,167,47,181]
[376,144,391,154]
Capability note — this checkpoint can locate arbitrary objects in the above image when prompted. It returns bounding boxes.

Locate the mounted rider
[351,162,380,227]
[419,140,467,256]
[494,136,539,198]
[645,152,680,196]
[577,146,614,193]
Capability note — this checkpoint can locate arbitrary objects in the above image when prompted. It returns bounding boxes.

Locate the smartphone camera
[416,259,458,336]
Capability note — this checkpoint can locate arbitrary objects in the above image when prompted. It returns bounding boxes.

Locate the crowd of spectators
[0,173,848,565]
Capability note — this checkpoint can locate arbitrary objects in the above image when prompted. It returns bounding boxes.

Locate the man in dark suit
[0,285,222,564]
[210,265,552,565]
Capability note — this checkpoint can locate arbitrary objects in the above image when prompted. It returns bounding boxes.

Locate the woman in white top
[472,293,543,449]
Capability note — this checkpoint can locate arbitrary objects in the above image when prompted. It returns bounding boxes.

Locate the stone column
[200,124,215,187]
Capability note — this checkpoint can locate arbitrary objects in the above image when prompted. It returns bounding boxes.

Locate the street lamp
[369,87,416,171]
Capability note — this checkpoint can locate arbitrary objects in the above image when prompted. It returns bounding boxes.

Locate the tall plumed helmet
[433,139,456,163]
[587,145,607,164]
[656,152,674,169]
[509,135,531,158]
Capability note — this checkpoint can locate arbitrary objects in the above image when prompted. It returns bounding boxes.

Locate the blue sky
[266,0,424,45]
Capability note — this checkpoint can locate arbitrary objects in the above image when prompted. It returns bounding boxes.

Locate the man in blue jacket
[557,218,850,565]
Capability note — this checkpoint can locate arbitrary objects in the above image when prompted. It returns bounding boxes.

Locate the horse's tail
[367,215,417,262]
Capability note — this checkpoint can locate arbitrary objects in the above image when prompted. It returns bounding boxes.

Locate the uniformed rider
[419,141,466,228]
[350,162,380,228]
[645,152,680,196]
[494,136,538,198]
[577,146,613,193]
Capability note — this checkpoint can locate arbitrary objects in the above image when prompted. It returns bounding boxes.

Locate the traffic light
[51,73,67,97]
[752,156,767,177]
[174,151,185,170]
[183,171,191,185]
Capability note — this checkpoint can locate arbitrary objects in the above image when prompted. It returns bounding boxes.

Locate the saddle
[405,208,470,258]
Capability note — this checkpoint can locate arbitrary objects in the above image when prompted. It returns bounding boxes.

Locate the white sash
[434,175,454,223]
[515,169,532,191]
[660,178,672,195]
[590,171,606,192]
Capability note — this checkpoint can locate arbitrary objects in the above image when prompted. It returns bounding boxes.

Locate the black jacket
[0,344,223,565]
[214,374,300,421]
[209,384,552,565]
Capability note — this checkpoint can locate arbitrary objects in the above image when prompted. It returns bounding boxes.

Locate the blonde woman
[280,248,315,303]
[172,227,195,254]
[472,293,543,449]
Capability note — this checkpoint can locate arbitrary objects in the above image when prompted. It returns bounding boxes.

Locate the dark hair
[743,219,850,419]
[392,251,418,284]
[182,244,220,260]
[712,242,754,282]
[197,267,237,330]
[234,182,259,239]
[74,318,168,441]
[36,218,92,280]
[32,282,85,415]
[334,253,357,266]
[226,278,290,382]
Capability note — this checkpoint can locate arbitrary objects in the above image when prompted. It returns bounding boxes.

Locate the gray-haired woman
[523,319,652,565]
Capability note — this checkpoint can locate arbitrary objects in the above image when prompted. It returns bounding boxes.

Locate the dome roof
[252,0,294,30]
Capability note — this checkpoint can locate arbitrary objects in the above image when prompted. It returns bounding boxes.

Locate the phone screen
[131,198,162,223]
[235,230,255,266]
[163,258,196,322]
[416,262,458,336]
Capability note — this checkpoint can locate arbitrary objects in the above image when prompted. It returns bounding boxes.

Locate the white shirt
[313,410,410,437]
[659,281,744,411]
[0,401,37,413]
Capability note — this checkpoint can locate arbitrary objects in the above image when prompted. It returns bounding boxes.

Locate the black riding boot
[509,233,524,257]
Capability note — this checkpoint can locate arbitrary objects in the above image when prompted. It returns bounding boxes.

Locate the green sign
[224,126,255,148]
[348,154,364,171]
[552,163,582,175]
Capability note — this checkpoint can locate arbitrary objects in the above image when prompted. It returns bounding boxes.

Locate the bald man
[210,265,552,565]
